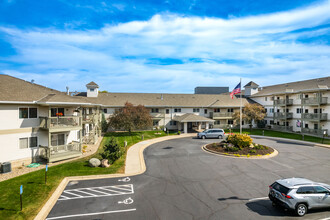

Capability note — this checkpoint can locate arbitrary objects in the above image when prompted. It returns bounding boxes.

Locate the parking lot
[47,137,330,219]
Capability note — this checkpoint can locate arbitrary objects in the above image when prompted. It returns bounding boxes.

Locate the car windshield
[271,182,291,195]
[203,130,208,132]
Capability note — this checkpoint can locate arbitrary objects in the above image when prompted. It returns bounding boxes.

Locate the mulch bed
[205,142,274,156]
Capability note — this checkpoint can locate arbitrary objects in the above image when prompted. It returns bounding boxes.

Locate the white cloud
[1,0,330,92]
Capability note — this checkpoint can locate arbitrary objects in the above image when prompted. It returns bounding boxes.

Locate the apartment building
[0,75,102,167]
[247,77,330,137]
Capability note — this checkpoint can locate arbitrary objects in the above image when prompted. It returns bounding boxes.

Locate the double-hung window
[19,107,38,119]
[19,137,38,149]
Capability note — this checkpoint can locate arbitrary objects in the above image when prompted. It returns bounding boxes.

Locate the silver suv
[197,129,224,139]
[269,177,330,216]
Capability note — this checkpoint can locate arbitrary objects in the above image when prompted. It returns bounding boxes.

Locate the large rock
[89,158,101,167]
[101,159,110,168]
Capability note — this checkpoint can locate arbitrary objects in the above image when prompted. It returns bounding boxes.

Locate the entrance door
[188,122,192,129]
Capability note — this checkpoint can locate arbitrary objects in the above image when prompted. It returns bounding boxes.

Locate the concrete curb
[35,133,196,220]
[250,135,330,149]
[202,144,278,159]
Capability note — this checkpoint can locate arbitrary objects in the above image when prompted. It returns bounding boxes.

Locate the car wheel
[296,203,307,217]
[202,136,206,139]
[218,135,222,139]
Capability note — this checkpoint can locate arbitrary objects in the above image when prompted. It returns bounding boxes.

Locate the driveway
[47,137,330,219]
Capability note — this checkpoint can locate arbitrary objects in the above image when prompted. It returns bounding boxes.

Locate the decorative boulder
[89,158,101,167]
[101,159,110,168]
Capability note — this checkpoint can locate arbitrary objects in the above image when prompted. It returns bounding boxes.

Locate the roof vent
[285,89,293,93]
[31,79,35,84]
[318,85,328,89]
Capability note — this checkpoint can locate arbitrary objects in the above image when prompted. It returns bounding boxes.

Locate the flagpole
[240,78,242,134]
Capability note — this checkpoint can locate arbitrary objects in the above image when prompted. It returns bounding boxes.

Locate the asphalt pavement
[47,137,330,220]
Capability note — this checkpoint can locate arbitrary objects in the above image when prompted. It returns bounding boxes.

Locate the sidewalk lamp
[230,125,233,135]
[322,130,327,144]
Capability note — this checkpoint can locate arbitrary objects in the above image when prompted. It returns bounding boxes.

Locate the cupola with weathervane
[86,81,99,97]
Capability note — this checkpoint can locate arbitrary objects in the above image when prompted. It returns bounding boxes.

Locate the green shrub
[177,131,181,135]
[212,143,217,147]
[249,149,256,154]
[227,147,240,152]
[100,137,123,164]
[227,134,253,149]
[254,144,264,150]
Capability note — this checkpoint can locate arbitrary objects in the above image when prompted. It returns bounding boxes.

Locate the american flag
[230,82,241,99]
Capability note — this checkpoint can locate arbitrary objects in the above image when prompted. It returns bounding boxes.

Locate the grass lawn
[0,130,173,220]
[224,128,330,145]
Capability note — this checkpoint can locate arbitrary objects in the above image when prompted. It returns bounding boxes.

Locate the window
[170,121,177,126]
[103,109,108,113]
[51,134,65,146]
[19,138,28,149]
[314,124,318,129]
[296,108,302,114]
[227,108,234,113]
[265,97,267,101]
[297,186,315,194]
[214,120,220,125]
[264,120,267,124]
[51,108,65,117]
[305,124,309,128]
[305,109,309,113]
[151,108,159,113]
[19,107,37,119]
[19,108,28,118]
[270,108,274,113]
[204,109,207,114]
[265,108,267,113]
[228,120,233,125]
[193,108,200,112]
[297,94,302,99]
[270,120,274,125]
[153,121,159,126]
[166,109,170,114]
[29,137,38,148]
[270,97,274,101]
[314,186,329,194]
[174,108,181,113]
[29,108,37,118]
[90,88,94,92]
[214,108,220,112]
[305,94,309,98]
[242,120,244,125]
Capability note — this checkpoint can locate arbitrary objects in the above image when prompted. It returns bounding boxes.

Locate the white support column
[198,122,202,130]
[184,122,188,134]
[206,123,209,129]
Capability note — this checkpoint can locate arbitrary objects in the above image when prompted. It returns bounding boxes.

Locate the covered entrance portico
[173,113,215,133]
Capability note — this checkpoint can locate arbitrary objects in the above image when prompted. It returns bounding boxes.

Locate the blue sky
[0,0,329,93]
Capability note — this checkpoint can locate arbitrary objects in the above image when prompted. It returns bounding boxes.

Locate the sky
[0,0,329,93]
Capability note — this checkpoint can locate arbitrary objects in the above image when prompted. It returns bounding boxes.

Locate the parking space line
[46,208,137,220]
[58,184,134,201]
[248,197,269,202]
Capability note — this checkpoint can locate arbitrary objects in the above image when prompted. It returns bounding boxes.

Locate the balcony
[273,125,293,132]
[82,114,94,124]
[213,124,232,129]
[40,116,82,132]
[210,112,234,119]
[39,142,82,163]
[301,128,328,136]
[302,97,328,105]
[150,112,165,119]
[274,112,293,120]
[302,113,328,121]
[274,99,293,106]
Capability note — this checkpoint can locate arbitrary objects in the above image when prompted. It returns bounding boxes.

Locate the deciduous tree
[108,102,152,135]
[233,103,266,130]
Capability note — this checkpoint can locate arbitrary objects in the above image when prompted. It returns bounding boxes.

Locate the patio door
[51,133,65,146]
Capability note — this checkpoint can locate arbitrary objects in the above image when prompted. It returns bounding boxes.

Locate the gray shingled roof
[86,81,99,87]
[251,76,330,97]
[82,92,250,107]
[173,113,215,122]
[244,81,259,87]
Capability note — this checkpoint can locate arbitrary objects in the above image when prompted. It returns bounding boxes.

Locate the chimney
[66,86,70,95]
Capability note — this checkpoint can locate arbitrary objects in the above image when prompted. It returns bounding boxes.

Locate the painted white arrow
[118,197,134,205]
[118,177,131,182]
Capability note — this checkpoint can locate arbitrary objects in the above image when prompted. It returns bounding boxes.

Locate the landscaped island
[205,134,274,157]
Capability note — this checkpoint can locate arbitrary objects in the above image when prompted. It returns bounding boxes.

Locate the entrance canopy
[173,113,215,123]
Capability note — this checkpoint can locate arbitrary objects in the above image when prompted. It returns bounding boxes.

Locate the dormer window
[90,88,94,92]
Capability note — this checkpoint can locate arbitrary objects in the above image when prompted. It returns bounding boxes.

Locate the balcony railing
[82,114,94,123]
[302,113,328,121]
[301,128,328,136]
[40,116,82,130]
[213,124,235,129]
[274,99,293,106]
[273,125,293,132]
[210,112,234,119]
[302,97,328,105]
[39,142,81,162]
[150,112,165,118]
[274,112,293,119]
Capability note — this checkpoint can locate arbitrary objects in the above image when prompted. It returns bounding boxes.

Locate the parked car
[268,177,330,216]
[197,129,225,139]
